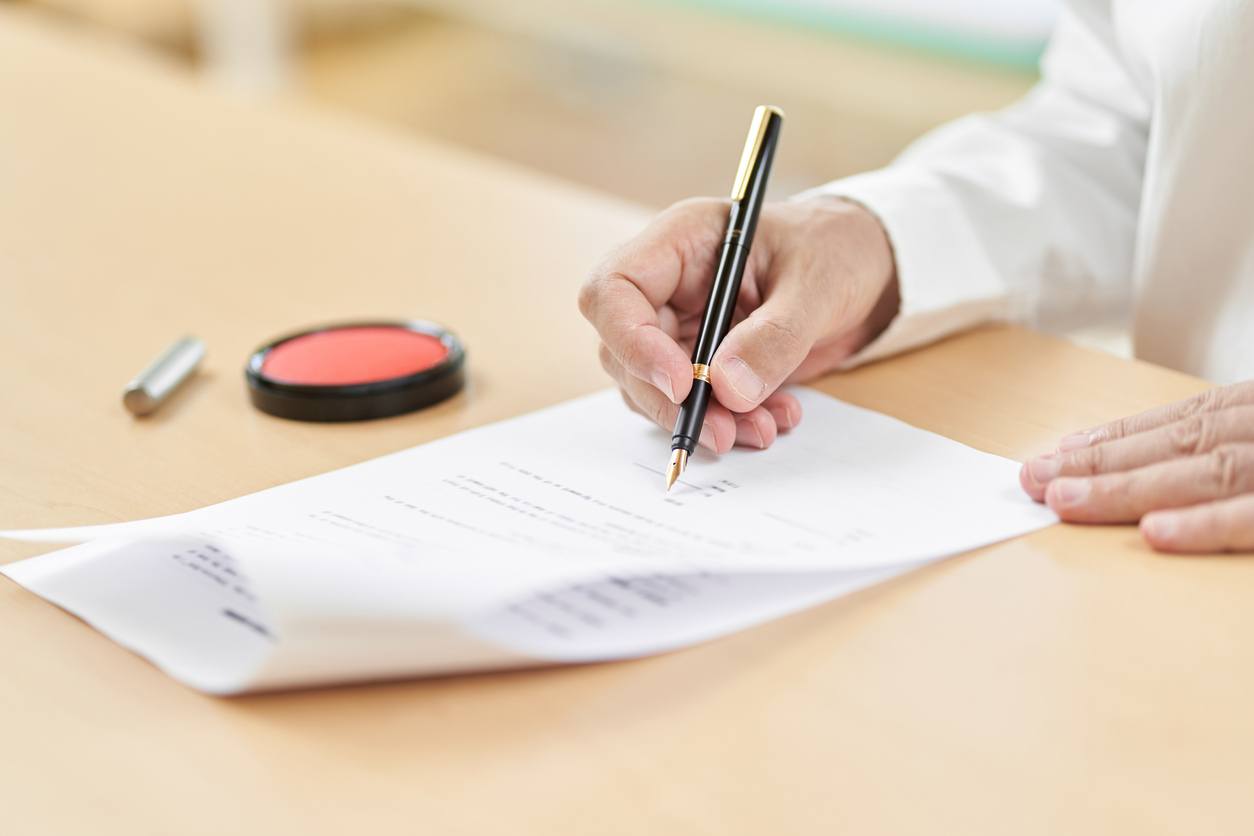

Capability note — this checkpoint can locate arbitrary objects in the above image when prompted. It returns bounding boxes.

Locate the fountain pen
[665,105,784,491]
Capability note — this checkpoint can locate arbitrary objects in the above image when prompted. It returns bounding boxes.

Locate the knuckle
[653,198,727,241]
[576,276,593,316]
[1207,445,1243,494]
[577,271,613,320]
[1196,413,1223,452]
[754,315,808,358]
[1167,415,1207,456]
[577,281,597,318]
[616,325,646,374]
[1178,388,1220,421]
[1095,415,1132,443]
[669,196,727,219]
[1103,471,1132,504]
[648,396,670,429]
[1074,443,1104,475]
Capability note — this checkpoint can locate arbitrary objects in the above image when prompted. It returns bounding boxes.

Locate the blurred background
[13,0,1128,350]
[13,0,1049,207]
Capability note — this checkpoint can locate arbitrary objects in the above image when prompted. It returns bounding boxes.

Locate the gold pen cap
[730,105,785,201]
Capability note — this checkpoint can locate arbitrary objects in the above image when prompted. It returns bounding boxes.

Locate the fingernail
[1142,513,1177,543]
[722,356,766,404]
[651,371,676,403]
[1050,478,1091,507]
[1053,436,1093,453]
[768,405,793,431]
[1028,455,1061,483]
[738,418,767,450]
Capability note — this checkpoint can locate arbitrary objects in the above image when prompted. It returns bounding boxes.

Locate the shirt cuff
[795,168,1012,368]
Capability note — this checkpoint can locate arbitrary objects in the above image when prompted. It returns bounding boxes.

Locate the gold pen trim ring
[693,363,711,383]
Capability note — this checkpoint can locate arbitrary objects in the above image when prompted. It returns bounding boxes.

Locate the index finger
[1059,381,1254,451]
[579,270,691,403]
[578,200,725,403]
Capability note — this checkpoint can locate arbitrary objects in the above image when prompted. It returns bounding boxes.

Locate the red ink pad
[246,321,465,422]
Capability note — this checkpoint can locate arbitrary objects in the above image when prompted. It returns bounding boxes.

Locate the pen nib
[665,448,688,492]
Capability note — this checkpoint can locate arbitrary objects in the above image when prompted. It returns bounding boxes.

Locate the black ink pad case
[245,321,465,422]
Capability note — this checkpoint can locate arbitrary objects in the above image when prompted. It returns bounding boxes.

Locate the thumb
[709,298,816,413]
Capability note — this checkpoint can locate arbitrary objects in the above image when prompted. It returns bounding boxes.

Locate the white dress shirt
[808,0,1254,384]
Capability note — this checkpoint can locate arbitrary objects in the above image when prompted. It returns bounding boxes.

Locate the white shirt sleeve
[799,0,1151,366]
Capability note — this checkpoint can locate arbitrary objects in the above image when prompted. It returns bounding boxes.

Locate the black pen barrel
[691,239,750,364]
[668,106,782,461]
[671,379,712,454]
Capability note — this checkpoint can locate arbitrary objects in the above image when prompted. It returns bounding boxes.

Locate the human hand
[1020,382,1254,552]
[578,196,898,453]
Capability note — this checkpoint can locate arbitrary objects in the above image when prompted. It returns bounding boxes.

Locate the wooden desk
[2,10,1251,835]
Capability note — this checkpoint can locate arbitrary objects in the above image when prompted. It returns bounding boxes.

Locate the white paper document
[1,389,1054,693]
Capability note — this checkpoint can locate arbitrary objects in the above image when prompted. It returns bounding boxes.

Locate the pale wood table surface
[2,9,1251,836]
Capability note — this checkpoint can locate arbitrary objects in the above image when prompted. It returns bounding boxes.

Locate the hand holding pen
[579,106,901,482]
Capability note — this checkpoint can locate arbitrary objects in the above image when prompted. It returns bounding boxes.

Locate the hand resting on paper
[578,197,899,453]
[1021,381,1254,553]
